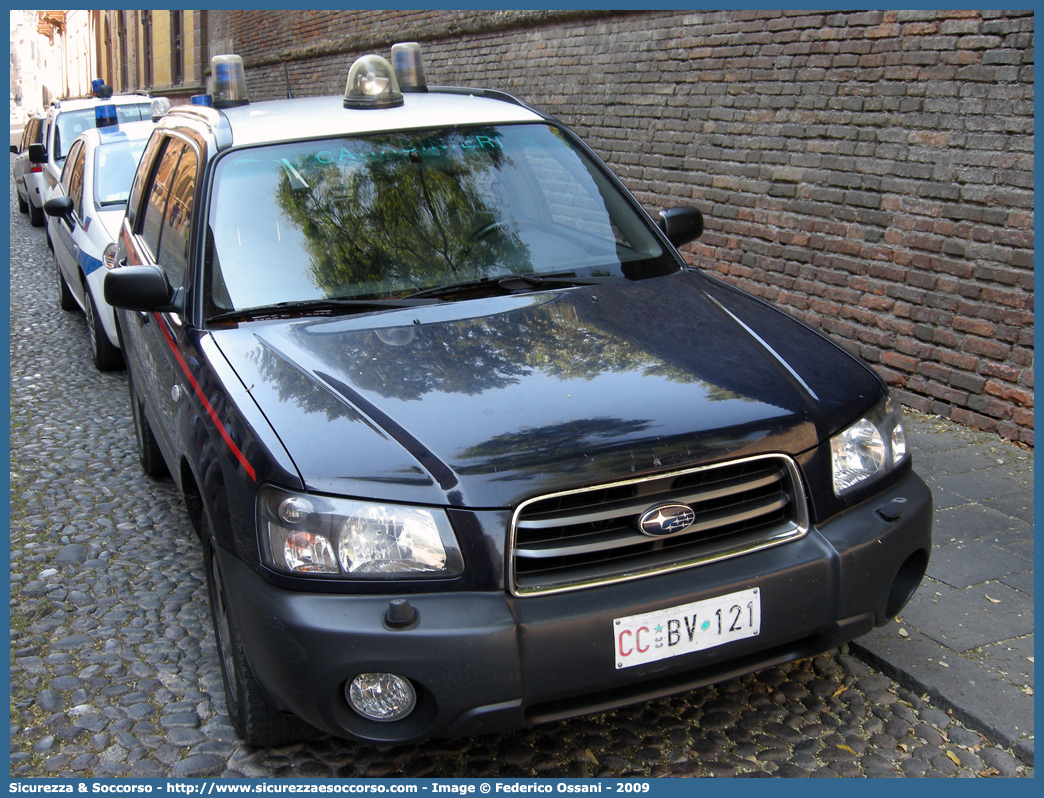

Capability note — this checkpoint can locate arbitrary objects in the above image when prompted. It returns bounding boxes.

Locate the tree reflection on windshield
[275,128,532,298]
[206,124,669,314]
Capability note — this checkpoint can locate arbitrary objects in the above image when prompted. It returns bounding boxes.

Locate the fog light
[347,673,416,721]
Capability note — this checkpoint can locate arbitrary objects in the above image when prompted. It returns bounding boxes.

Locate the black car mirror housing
[44,195,74,218]
[658,206,704,248]
[104,265,182,314]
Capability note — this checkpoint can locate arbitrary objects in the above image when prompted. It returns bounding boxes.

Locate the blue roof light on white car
[190,94,213,107]
[390,42,427,93]
[210,54,250,109]
[95,104,118,129]
[343,54,403,109]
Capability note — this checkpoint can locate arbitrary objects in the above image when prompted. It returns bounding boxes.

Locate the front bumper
[220,469,932,743]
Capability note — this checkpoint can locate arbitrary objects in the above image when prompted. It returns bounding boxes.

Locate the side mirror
[10,144,18,154]
[28,143,46,164]
[44,195,74,218]
[658,206,704,248]
[104,265,180,313]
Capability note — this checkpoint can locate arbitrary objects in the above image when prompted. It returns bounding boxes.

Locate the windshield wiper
[207,296,440,324]
[406,271,616,300]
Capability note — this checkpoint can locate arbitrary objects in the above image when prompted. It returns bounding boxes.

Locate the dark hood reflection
[215,272,843,502]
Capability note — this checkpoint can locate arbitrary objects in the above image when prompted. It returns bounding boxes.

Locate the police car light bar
[391,42,427,93]
[211,54,250,109]
[343,54,404,109]
[95,104,118,129]
[151,97,172,121]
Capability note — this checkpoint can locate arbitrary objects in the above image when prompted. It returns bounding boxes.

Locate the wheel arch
[180,416,241,559]
[179,444,238,550]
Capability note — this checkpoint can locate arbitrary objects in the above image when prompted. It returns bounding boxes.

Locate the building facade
[10,10,64,114]
[94,10,207,103]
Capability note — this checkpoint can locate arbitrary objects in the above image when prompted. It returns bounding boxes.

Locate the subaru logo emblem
[638,503,696,537]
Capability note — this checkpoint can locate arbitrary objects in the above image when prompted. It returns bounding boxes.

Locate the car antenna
[284,63,294,100]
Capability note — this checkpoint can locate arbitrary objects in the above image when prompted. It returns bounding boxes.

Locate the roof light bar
[343,55,403,109]
[95,104,118,129]
[151,97,172,121]
[211,54,249,109]
[391,42,427,93]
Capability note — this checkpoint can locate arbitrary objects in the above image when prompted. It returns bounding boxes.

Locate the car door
[118,132,201,463]
[51,139,88,308]
[12,118,34,186]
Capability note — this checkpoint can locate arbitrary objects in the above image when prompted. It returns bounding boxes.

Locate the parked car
[44,117,155,370]
[10,113,47,226]
[106,47,933,746]
[29,92,153,211]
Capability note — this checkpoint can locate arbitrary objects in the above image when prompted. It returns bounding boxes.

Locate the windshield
[204,124,677,316]
[94,138,149,206]
[54,104,151,162]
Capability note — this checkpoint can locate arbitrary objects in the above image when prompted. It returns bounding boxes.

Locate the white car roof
[51,95,153,113]
[172,91,545,149]
[74,119,157,150]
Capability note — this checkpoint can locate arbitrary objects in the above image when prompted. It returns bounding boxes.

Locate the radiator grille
[510,455,808,596]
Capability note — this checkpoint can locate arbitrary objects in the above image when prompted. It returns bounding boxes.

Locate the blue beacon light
[95,104,118,129]
[210,55,249,109]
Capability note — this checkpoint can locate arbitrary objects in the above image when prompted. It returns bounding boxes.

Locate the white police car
[44,113,156,370]
[10,112,48,226]
[31,91,154,206]
[106,48,932,745]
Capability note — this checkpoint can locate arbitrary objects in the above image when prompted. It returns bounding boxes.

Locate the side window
[138,138,184,258]
[63,142,86,220]
[127,131,163,226]
[61,141,82,192]
[20,119,40,152]
[156,145,198,290]
[137,136,198,290]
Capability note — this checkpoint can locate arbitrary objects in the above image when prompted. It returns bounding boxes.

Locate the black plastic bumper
[220,469,932,743]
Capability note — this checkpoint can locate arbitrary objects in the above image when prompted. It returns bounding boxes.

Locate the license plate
[614,587,761,669]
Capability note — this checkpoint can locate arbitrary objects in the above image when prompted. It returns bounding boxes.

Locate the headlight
[258,487,464,578]
[830,394,910,496]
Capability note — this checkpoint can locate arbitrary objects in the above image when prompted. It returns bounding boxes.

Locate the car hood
[212,271,883,508]
[94,207,125,244]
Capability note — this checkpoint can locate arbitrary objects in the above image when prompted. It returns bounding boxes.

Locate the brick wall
[210,9,1034,445]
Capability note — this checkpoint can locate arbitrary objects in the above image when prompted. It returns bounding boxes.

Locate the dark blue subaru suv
[105,46,932,745]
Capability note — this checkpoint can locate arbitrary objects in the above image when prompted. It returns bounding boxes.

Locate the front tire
[204,532,316,746]
[28,200,44,227]
[55,255,76,311]
[85,287,124,371]
[128,372,168,478]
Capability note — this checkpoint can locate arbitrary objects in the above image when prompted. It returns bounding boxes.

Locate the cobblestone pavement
[7,157,1032,779]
